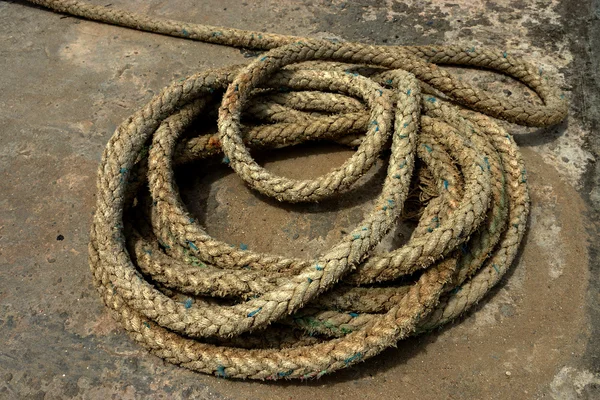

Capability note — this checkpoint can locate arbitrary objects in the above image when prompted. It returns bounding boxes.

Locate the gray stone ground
[1,0,599,399]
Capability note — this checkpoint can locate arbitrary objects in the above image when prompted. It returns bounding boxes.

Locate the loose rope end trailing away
[25,0,568,380]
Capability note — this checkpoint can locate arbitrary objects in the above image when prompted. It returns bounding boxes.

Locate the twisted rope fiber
[27,0,568,379]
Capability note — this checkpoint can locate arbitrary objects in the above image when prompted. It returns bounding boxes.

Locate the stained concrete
[0,0,599,399]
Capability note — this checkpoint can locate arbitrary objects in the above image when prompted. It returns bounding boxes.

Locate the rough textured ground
[1,0,599,399]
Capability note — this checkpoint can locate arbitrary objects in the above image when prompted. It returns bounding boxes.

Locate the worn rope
[26,0,568,380]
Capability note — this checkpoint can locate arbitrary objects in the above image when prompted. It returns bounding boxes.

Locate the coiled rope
[27,0,568,380]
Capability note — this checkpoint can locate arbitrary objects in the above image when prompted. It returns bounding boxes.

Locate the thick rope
[25,0,568,380]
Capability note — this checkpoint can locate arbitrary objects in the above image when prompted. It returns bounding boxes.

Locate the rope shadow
[513,117,569,147]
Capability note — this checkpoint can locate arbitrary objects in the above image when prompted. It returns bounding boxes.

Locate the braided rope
[26,0,568,380]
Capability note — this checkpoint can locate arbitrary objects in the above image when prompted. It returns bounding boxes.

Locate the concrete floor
[1,0,599,399]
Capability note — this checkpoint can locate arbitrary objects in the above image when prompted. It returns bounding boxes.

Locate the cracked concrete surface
[1,0,599,399]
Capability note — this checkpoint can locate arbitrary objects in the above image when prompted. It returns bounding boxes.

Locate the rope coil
[27,0,568,379]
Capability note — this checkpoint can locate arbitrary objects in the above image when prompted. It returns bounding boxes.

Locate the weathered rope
[26,0,568,380]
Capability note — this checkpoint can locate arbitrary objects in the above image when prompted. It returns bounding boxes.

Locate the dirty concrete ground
[0,0,599,399]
